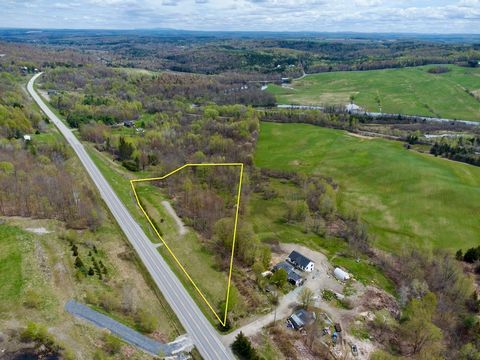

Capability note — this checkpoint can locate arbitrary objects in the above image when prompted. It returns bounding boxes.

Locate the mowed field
[255,122,480,253]
[268,65,480,121]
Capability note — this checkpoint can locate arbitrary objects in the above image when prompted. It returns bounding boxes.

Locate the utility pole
[272,289,279,325]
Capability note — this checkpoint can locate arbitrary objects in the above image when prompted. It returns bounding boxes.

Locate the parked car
[351,344,359,357]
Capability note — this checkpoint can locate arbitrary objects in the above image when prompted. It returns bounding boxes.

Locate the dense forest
[0,71,101,229]
[41,66,274,128]
[2,29,479,76]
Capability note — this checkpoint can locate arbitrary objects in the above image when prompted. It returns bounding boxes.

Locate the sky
[1,0,480,33]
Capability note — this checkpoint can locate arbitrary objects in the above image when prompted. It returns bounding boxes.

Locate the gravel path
[162,201,187,235]
[65,300,192,356]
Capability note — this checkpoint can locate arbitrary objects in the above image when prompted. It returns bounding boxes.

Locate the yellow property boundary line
[130,163,244,326]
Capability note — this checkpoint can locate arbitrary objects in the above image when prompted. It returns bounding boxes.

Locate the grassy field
[0,225,27,312]
[268,65,480,121]
[248,178,396,294]
[255,122,480,253]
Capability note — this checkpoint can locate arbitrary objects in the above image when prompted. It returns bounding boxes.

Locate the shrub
[20,322,61,352]
[122,159,139,172]
[23,289,44,309]
[464,247,480,263]
[322,289,336,301]
[135,308,158,333]
[427,66,450,74]
[103,333,123,354]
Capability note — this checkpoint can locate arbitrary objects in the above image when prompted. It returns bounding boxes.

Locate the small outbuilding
[287,250,315,272]
[123,120,135,128]
[23,135,31,141]
[333,267,350,281]
[288,309,316,330]
[345,103,363,113]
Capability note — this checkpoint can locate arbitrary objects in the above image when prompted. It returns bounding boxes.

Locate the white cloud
[0,0,479,33]
[354,0,383,6]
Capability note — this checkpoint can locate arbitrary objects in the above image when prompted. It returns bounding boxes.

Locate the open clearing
[268,65,480,121]
[255,122,480,253]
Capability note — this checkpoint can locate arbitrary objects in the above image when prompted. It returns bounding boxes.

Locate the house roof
[288,251,313,267]
[289,309,316,329]
[346,103,362,112]
[273,261,294,273]
[288,270,302,283]
[273,261,303,283]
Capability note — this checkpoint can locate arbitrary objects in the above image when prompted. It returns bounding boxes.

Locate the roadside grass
[87,146,235,326]
[135,183,229,314]
[255,122,480,254]
[268,65,480,121]
[248,179,396,294]
[86,146,161,243]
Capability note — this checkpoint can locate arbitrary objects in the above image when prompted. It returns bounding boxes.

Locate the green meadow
[255,122,480,253]
[269,65,480,121]
[0,225,25,311]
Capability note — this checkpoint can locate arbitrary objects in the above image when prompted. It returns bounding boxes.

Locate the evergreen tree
[118,136,134,161]
[74,256,84,269]
[231,332,258,360]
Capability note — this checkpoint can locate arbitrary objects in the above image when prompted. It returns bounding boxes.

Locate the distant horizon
[1,27,479,37]
[1,0,479,34]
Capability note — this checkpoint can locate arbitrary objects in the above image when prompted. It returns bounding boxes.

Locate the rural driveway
[28,73,234,360]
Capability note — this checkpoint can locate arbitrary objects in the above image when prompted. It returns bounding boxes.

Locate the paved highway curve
[28,73,234,360]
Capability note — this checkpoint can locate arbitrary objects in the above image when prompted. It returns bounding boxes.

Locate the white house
[345,103,363,113]
[333,267,350,281]
[287,250,315,272]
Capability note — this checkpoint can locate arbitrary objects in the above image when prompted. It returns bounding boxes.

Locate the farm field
[255,122,480,253]
[247,178,396,294]
[268,65,480,121]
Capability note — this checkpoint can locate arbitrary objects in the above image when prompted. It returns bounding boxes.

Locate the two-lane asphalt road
[28,73,234,360]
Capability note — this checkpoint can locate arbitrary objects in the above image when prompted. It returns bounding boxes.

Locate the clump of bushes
[427,66,450,74]
[20,322,62,352]
[456,246,480,263]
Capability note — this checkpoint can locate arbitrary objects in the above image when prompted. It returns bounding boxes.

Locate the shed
[287,250,315,272]
[333,267,350,281]
[345,103,363,113]
[23,135,31,141]
[288,309,316,330]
